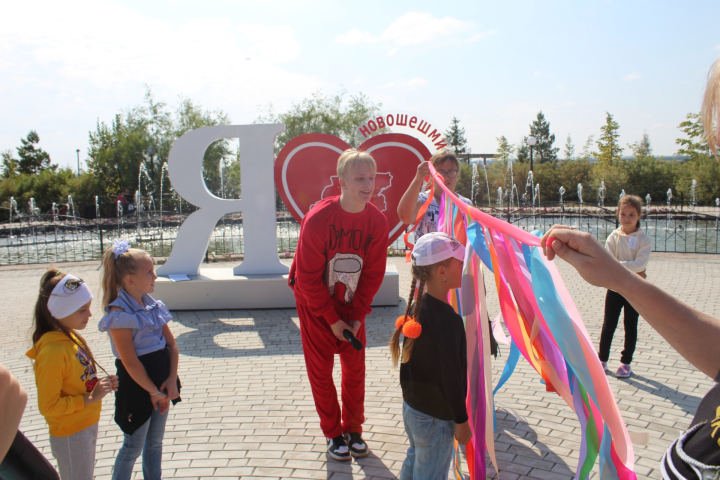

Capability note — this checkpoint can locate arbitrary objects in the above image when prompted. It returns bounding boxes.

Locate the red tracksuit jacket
[289,196,389,324]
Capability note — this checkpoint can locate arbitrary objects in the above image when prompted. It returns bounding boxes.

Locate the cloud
[381,78,429,89]
[624,72,642,81]
[334,12,494,53]
[533,70,542,77]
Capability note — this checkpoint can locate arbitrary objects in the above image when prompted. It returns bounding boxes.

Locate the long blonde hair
[389,259,451,367]
[702,55,720,155]
[101,247,150,308]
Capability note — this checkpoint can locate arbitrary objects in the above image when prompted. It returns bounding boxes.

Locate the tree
[1,150,18,179]
[579,135,595,161]
[495,136,514,163]
[87,88,233,201]
[628,131,652,159]
[257,90,383,152]
[445,117,468,155]
[516,111,559,163]
[17,131,54,175]
[676,113,710,158]
[594,112,623,166]
[563,134,575,160]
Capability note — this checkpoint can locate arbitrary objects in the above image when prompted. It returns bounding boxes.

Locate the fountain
[9,197,19,224]
[52,202,59,223]
[716,198,719,228]
[524,171,534,207]
[497,187,503,211]
[95,196,101,220]
[577,183,583,206]
[598,181,606,208]
[135,190,143,216]
[534,184,540,208]
[28,198,38,218]
[667,188,673,208]
[219,159,226,199]
[471,164,479,206]
[67,195,76,220]
[645,194,651,207]
[559,186,566,205]
[690,179,697,211]
[619,189,625,201]
[480,161,491,208]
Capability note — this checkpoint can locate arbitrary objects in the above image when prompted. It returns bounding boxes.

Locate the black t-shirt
[662,375,720,478]
[400,293,468,424]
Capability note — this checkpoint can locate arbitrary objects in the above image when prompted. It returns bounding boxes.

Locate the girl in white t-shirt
[599,194,651,378]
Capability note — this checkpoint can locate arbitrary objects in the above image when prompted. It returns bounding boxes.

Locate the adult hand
[160,376,179,401]
[414,161,430,183]
[85,376,117,405]
[348,320,361,338]
[330,320,354,342]
[455,421,472,445]
[540,225,632,291]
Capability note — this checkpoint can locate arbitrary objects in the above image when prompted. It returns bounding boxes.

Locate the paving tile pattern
[1,253,717,479]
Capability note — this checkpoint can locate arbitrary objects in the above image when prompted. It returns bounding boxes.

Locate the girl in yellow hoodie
[26,269,118,480]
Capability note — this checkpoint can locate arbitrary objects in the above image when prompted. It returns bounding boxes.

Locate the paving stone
[2,254,717,479]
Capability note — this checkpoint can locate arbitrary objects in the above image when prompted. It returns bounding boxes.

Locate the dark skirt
[114,346,181,435]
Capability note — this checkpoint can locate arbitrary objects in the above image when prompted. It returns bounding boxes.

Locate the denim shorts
[400,402,455,480]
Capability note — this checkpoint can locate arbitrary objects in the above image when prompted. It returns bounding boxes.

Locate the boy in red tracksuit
[289,148,389,461]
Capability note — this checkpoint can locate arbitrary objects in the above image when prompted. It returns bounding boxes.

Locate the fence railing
[2,201,719,266]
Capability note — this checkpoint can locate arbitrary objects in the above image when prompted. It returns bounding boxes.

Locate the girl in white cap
[26,269,118,480]
[389,232,472,479]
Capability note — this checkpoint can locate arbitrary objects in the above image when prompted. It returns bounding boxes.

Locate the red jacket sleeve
[293,214,341,325]
[350,216,389,322]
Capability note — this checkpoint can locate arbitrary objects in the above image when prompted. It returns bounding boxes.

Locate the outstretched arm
[541,226,720,379]
[0,363,26,463]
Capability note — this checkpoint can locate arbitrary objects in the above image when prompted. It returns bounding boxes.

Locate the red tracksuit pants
[297,303,366,439]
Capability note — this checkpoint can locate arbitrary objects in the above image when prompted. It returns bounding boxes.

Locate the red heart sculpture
[275,133,431,246]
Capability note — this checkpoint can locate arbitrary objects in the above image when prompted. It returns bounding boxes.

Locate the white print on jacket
[326,253,364,303]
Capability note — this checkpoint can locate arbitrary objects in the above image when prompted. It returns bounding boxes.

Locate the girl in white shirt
[598,195,651,378]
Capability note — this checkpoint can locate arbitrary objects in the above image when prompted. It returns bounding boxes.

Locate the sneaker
[344,432,369,458]
[601,361,608,372]
[327,435,350,461]
[616,364,632,378]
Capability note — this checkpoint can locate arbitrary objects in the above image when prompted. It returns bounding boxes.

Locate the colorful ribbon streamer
[428,163,636,480]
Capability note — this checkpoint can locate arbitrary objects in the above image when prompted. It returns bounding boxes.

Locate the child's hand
[150,391,168,412]
[160,377,179,401]
[637,270,647,279]
[109,375,119,392]
[85,376,116,405]
[455,421,472,445]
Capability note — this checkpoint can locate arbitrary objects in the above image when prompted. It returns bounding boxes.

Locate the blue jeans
[400,402,455,480]
[112,407,168,480]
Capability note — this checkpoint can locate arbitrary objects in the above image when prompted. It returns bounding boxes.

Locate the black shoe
[327,435,351,461]
[344,432,369,458]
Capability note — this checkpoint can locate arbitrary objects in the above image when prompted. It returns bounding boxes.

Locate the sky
[1,0,719,170]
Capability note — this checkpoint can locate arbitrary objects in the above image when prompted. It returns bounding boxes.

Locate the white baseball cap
[411,232,465,266]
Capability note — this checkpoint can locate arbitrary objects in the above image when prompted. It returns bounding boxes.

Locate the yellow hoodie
[26,331,102,437]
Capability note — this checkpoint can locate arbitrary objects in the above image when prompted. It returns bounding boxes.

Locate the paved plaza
[1,253,718,480]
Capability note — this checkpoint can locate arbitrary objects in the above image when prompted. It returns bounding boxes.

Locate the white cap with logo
[411,232,465,266]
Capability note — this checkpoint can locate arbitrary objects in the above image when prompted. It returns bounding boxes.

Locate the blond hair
[702,55,720,155]
[336,149,376,179]
[101,247,151,308]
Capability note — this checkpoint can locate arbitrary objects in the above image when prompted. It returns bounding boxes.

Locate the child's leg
[297,304,343,438]
[141,407,168,480]
[620,296,640,365]
[49,422,98,480]
[112,416,153,480]
[399,402,417,480]
[400,403,455,480]
[338,322,366,435]
[598,290,624,362]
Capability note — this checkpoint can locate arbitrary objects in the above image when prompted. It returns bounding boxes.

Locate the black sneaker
[327,435,350,461]
[344,432,369,458]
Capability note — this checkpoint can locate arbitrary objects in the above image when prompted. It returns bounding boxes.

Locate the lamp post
[526,136,537,172]
[76,149,80,177]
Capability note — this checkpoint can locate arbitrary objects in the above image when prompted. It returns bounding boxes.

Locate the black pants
[598,290,639,365]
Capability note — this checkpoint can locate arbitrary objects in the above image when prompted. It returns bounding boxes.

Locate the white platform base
[154,265,399,311]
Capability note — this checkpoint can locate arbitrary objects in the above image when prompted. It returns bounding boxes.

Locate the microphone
[343,330,363,351]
